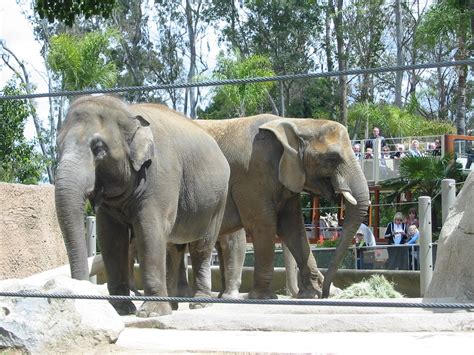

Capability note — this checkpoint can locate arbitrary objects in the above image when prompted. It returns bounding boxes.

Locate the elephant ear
[129,115,155,171]
[260,119,305,193]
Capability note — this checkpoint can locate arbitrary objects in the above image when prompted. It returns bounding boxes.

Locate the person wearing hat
[354,223,376,247]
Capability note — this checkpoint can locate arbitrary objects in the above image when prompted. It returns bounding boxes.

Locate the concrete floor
[97,299,474,354]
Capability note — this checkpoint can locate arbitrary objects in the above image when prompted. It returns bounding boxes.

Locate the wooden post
[312,196,320,239]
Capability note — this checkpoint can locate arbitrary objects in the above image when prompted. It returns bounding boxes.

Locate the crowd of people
[353,208,421,270]
[352,126,442,161]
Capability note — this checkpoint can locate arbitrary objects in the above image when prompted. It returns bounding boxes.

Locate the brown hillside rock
[0,183,67,279]
[424,172,474,302]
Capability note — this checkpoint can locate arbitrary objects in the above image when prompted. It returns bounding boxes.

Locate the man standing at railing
[365,127,387,150]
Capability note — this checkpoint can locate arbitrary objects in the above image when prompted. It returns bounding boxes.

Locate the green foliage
[348,103,455,139]
[381,153,465,231]
[286,78,334,119]
[35,0,117,26]
[208,54,276,117]
[47,30,119,90]
[416,0,471,48]
[334,275,403,299]
[384,154,464,199]
[0,81,44,184]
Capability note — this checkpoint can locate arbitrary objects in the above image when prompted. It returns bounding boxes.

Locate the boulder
[0,277,124,353]
[424,172,474,302]
[0,183,67,280]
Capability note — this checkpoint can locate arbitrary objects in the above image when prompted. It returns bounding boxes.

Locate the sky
[0,0,49,139]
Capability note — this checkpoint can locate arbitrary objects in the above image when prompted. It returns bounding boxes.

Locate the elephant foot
[171,301,179,311]
[189,302,213,309]
[219,289,243,299]
[248,288,277,299]
[110,300,137,316]
[297,289,318,299]
[136,301,172,317]
[189,292,213,309]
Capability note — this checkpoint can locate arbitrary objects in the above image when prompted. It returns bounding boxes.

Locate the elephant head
[55,95,154,280]
[260,118,370,298]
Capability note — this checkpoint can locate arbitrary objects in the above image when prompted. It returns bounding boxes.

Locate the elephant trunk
[322,155,370,298]
[55,151,95,280]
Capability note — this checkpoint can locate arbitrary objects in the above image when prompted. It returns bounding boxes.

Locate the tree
[417,0,472,134]
[210,54,275,118]
[1,40,55,183]
[109,0,161,102]
[47,31,118,91]
[210,0,323,117]
[154,0,212,118]
[348,102,456,140]
[0,81,43,184]
[35,0,117,26]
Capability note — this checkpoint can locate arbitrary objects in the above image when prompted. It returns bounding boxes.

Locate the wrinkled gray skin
[196,115,370,299]
[55,96,229,317]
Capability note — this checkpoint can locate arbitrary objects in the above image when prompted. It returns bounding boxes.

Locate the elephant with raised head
[196,115,370,299]
[55,96,230,317]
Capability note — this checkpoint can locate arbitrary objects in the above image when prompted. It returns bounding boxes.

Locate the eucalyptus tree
[154,0,212,118]
[417,0,472,133]
[0,81,44,184]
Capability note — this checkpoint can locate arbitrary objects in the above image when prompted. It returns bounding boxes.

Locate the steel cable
[0,291,473,309]
[1,60,472,101]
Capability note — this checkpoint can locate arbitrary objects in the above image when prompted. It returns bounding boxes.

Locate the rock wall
[424,172,474,302]
[0,183,67,279]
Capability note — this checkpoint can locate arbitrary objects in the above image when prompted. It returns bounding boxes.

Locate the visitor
[355,223,376,247]
[408,139,424,157]
[407,224,420,270]
[364,147,374,159]
[385,212,408,270]
[391,144,406,159]
[405,207,419,227]
[352,143,362,160]
[365,126,387,150]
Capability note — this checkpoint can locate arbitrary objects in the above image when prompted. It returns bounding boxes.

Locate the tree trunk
[330,0,347,127]
[394,0,403,107]
[185,0,199,119]
[455,17,467,135]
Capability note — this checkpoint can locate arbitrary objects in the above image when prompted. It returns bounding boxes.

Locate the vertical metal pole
[374,137,380,184]
[86,216,97,284]
[441,179,456,224]
[419,196,433,296]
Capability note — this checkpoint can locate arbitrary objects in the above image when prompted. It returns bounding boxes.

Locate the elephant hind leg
[217,229,246,299]
[167,243,187,310]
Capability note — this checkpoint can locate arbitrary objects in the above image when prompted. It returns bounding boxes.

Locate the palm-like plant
[382,154,465,231]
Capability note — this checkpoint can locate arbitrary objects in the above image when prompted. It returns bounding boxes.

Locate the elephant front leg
[133,217,172,317]
[96,210,136,315]
[278,195,323,299]
[249,223,278,299]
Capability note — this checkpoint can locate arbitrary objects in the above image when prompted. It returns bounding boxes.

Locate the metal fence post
[441,179,456,224]
[419,196,433,296]
[374,137,380,184]
[86,216,97,284]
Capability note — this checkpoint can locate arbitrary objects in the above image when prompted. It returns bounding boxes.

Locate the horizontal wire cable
[1,60,472,101]
[0,291,472,309]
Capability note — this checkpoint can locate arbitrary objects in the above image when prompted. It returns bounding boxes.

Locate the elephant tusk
[342,191,357,205]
